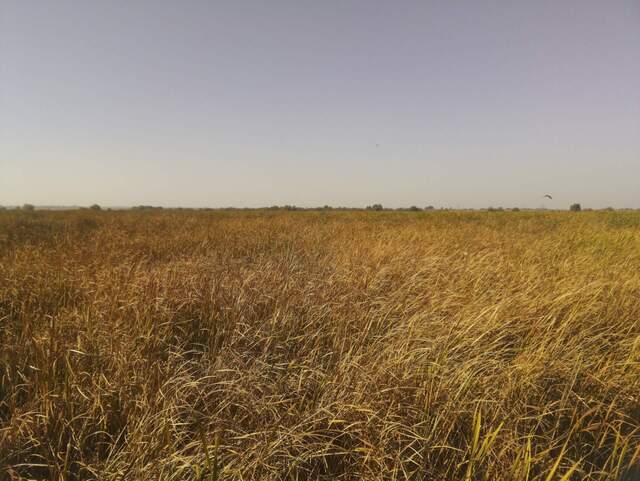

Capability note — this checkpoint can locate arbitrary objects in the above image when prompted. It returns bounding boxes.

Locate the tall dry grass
[1,210,639,480]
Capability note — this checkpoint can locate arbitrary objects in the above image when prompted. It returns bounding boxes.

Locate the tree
[570,203,581,212]
[366,204,384,211]
[424,205,435,210]
[90,204,102,211]
[408,206,421,211]
[22,204,35,212]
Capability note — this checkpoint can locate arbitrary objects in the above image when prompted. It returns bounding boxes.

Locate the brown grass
[1,209,639,480]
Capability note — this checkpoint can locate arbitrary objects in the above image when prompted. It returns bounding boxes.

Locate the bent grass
[0,209,639,480]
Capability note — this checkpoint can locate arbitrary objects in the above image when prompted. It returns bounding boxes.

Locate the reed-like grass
[1,210,639,480]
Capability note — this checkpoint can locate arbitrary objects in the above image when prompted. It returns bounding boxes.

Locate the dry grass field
[1,210,639,480]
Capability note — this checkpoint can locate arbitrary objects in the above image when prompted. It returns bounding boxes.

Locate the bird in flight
[542,194,553,199]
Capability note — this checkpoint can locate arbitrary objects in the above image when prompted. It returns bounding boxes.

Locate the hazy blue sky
[2,1,639,208]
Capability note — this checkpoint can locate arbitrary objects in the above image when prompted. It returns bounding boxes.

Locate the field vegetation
[1,210,639,480]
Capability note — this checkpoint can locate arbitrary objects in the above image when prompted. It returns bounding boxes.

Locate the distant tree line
[132,205,164,211]
[3,202,636,213]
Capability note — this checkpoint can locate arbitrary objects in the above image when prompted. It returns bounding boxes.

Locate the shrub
[366,203,384,211]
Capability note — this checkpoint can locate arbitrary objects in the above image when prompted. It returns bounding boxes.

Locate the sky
[1,1,639,209]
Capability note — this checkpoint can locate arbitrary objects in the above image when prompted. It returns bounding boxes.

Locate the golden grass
[1,209,639,480]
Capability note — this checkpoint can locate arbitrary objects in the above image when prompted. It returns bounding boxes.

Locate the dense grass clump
[1,210,639,480]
